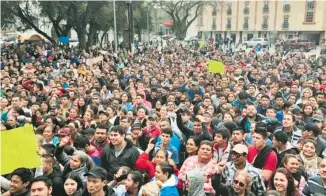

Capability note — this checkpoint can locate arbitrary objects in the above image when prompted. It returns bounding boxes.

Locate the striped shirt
[274,126,302,146]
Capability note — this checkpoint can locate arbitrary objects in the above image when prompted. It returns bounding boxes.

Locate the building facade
[197,0,326,45]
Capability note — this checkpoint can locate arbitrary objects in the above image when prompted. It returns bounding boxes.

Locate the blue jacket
[151,175,179,196]
[154,142,179,164]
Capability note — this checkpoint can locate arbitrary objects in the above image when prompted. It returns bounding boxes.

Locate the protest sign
[208,60,225,75]
[1,124,41,175]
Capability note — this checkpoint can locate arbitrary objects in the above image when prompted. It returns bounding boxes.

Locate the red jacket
[135,152,180,183]
[143,125,161,138]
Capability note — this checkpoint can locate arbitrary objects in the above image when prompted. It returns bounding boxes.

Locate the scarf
[299,151,318,176]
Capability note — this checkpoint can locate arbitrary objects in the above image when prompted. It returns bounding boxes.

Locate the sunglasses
[233,179,245,188]
[231,152,244,158]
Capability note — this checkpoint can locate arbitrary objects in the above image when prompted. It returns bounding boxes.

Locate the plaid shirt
[221,161,266,196]
[178,155,218,194]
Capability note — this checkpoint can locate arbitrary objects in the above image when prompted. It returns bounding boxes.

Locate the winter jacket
[101,139,140,181]
[238,114,265,133]
[82,185,115,196]
[273,142,299,168]
[212,173,255,196]
[45,168,63,196]
[302,176,326,196]
[54,145,89,185]
[151,175,179,196]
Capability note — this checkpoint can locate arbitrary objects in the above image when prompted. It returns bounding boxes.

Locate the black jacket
[101,139,140,181]
[45,167,63,196]
[212,173,255,196]
[82,186,115,196]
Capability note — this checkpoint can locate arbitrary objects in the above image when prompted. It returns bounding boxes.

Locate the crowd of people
[1,38,326,196]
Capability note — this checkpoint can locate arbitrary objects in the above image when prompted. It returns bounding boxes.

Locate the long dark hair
[157,161,175,179]
[270,168,297,196]
[64,172,83,194]
[128,171,144,191]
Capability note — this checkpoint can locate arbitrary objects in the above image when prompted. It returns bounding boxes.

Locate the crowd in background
[1,39,326,196]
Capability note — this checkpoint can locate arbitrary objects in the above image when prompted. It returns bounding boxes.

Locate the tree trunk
[137,29,142,42]
[174,22,187,40]
[77,28,87,49]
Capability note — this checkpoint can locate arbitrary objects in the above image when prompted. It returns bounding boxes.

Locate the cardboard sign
[208,60,225,75]
[1,124,41,175]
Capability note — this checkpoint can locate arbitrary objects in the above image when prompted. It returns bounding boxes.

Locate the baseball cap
[302,123,320,136]
[84,166,107,180]
[231,144,248,154]
[92,93,100,99]
[312,115,323,122]
[181,108,190,114]
[50,104,60,110]
[58,128,71,136]
[291,107,302,115]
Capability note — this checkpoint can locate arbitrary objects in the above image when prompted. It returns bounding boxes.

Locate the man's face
[319,159,326,179]
[87,176,106,195]
[120,119,130,130]
[317,94,324,103]
[203,99,211,107]
[181,113,190,123]
[261,97,269,107]
[161,133,171,146]
[109,131,124,146]
[10,175,28,194]
[246,106,257,117]
[266,109,276,118]
[275,98,284,106]
[61,97,69,105]
[12,97,20,107]
[231,151,247,165]
[135,96,143,105]
[231,131,244,143]
[94,128,107,143]
[290,85,298,93]
[31,181,52,196]
[99,113,108,122]
[193,122,202,134]
[253,133,265,149]
[248,86,255,94]
[282,115,294,128]
[214,134,225,146]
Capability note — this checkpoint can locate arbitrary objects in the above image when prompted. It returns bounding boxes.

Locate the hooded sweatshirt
[151,175,179,196]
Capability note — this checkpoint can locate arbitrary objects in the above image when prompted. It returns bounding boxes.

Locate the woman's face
[137,109,146,119]
[108,107,114,115]
[153,150,167,164]
[83,111,92,121]
[69,155,82,169]
[186,138,198,155]
[45,118,53,126]
[154,165,168,182]
[284,157,299,173]
[43,127,54,141]
[160,107,167,117]
[273,172,288,193]
[127,111,134,118]
[207,106,215,115]
[232,175,247,193]
[198,144,213,161]
[303,142,316,157]
[121,94,128,102]
[223,114,233,122]
[78,98,85,106]
[124,174,137,191]
[69,109,78,118]
[288,96,296,104]
[228,94,235,103]
[304,106,313,115]
[155,101,162,109]
[64,178,78,196]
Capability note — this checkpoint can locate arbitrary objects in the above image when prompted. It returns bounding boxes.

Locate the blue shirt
[156,133,181,152]
[154,142,179,164]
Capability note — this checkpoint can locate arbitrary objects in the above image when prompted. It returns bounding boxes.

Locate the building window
[263,1,269,13]
[283,17,289,29]
[197,16,203,26]
[227,3,232,15]
[227,19,231,29]
[243,18,249,29]
[283,0,291,12]
[198,7,204,15]
[212,19,217,29]
[212,7,217,16]
[262,17,268,29]
[305,0,315,22]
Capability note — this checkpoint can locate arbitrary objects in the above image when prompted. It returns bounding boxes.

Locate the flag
[1,124,41,174]
[208,60,225,75]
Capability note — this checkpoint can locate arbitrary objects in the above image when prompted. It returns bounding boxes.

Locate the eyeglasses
[231,152,244,158]
[233,179,245,188]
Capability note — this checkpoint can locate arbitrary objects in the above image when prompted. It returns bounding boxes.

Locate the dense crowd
[1,39,326,196]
